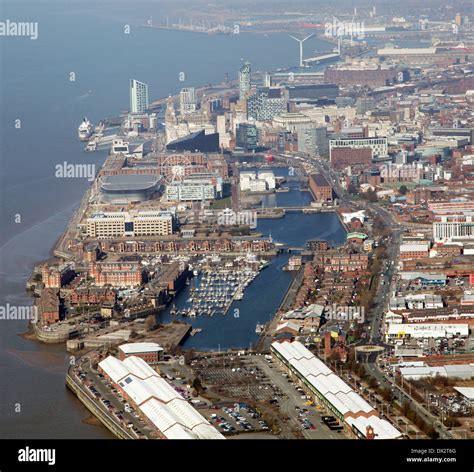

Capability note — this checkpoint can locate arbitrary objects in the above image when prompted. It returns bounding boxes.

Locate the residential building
[297,126,329,157]
[239,62,251,100]
[130,79,149,114]
[236,123,258,150]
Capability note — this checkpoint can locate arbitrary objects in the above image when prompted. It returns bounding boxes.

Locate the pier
[256,266,305,352]
[303,52,340,65]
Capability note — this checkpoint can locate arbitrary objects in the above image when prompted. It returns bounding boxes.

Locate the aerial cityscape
[1,0,474,466]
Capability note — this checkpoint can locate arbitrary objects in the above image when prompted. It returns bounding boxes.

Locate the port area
[182,352,346,439]
[68,346,346,439]
[65,320,191,353]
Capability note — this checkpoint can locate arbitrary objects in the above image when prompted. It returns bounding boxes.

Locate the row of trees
[400,401,439,439]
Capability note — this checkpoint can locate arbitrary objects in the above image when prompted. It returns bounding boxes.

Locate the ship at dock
[78,117,94,141]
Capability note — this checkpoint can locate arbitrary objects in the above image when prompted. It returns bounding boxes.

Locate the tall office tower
[296,125,329,157]
[179,87,196,114]
[247,87,286,121]
[130,79,149,114]
[239,62,251,100]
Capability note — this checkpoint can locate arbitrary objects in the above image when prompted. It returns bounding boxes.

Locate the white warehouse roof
[454,387,474,400]
[271,341,401,439]
[119,342,164,354]
[98,355,130,383]
[346,415,402,440]
[387,323,469,338]
[99,355,224,440]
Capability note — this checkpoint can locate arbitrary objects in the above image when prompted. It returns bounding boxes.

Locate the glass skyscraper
[238,62,251,101]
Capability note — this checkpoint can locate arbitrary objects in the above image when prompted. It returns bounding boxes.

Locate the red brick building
[330,147,372,170]
[399,242,430,260]
[41,263,75,288]
[38,288,60,324]
[89,261,144,287]
[69,287,116,305]
[118,342,164,364]
[315,252,369,272]
[309,174,333,203]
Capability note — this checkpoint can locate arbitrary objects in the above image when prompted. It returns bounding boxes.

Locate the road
[303,155,453,439]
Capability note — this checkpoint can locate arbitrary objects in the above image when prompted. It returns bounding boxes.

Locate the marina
[171,255,269,318]
[157,211,347,351]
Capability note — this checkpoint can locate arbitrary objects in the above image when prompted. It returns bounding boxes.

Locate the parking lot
[192,356,284,402]
[250,355,347,439]
[73,357,154,438]
[202,404,272,435]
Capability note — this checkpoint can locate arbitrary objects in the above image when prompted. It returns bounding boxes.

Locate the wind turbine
[349,12,356,45]
[289,33,314,68]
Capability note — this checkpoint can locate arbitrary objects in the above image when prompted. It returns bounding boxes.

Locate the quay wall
[66,371,133,439]
[33,322,72,344]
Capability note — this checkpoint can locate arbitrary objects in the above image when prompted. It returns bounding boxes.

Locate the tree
[444,416,461,428]
[368,377,378,389]
[357,364,367,379]
[426,426,439,439]
[144,314,156,332]
[365,189,378,203]
[329,350,341,364]
[399,185,408,195]
[401,401,411,417]
[192,377,203,394]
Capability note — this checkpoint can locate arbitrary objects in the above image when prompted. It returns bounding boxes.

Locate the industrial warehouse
[98,355,225,439]
[271,341,402,439]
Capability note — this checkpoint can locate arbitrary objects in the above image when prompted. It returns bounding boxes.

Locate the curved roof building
[100,174,162,204]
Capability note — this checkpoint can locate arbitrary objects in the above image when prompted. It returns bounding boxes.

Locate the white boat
[84,141,97,153]
[256,323,265,334]
[78,117,94,141]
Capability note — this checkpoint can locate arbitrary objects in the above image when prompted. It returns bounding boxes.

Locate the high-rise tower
[239,62,251,100]
[130,79,149,114]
